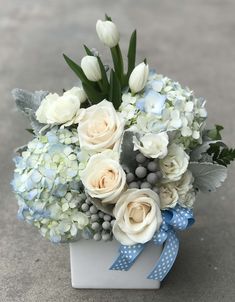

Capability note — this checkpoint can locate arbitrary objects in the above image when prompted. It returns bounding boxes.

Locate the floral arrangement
[12,15,235,282]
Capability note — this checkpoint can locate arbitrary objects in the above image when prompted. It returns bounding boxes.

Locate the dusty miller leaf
[12,88,48,114]
[189,162,227,193]
[120,131,138,173]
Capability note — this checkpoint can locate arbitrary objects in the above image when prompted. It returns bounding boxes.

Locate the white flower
[159,183,178,209]
[113,189,162,245]
[96,20,120,48]
[81,56,102,82]
[143,90,166,115]
[80,150,126,204]
[77,100,124,152]
[129,62,149,94]
[178,188,196,208]
[133,132,169,159]
[175,170,194,196]
[159,144,189,181]
[35,88,84,126]
[64,87,87,104]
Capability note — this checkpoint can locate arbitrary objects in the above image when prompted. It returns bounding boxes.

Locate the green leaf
[109,69,121,109]
[207,142,235,167]
[63,54,90,84]
[207,124,224,140]
[83,45,93,56]
[126,30,137,81]
[82,82,105,105]
[97,56,110,92]
[105,14,112,21]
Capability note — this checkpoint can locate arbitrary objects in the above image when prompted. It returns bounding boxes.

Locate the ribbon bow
[110,205,194,281]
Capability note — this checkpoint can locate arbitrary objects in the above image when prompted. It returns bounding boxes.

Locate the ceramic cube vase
[70,239,162,289]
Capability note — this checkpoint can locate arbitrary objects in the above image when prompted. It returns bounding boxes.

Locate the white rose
[96,20,120,48]
[35,88,84,126]
[78,100,124,152]
[159,183,178,209]
[80,150,126,204]
[133,132,169,159]
[159,144,189,181]
[129,62,149,94]
[113,189,162,245]
[64,87,87,104]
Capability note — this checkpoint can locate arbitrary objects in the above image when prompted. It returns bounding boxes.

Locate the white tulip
[129,62,149,94]
[81,56,102,82]
[96,20,120,48]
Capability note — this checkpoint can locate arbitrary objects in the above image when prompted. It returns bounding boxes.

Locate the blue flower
[136,90,166,115]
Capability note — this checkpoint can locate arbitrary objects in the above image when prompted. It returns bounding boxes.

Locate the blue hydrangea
[12,127,90,243]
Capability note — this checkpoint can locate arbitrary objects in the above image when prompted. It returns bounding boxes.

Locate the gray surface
[0,0,235,301]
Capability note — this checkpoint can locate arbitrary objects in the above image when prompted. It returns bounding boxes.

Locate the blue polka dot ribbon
[110,205,195,281]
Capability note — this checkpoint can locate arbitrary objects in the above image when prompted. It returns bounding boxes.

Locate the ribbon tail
[147,230,179,281]
[110,244,145,272]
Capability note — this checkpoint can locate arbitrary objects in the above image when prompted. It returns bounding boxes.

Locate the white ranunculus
[133,132,169,159]
[113,189,162,245]
[175,170,194,197]
[159,183,178,209]
[64,87,87,103]
[80,150,126,204]
[129,62,149,94]
[77,100,124,152]
[96,20,120,48]
[35,88,84,126]
[159,144,189,181]
[81,56,102,82]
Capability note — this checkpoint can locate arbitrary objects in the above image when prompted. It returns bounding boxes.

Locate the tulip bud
[129,62,149,94]
[96,20,120,48]
[81,56,102,82]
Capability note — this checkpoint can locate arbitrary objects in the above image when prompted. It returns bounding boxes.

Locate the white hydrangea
[120,71,207,148]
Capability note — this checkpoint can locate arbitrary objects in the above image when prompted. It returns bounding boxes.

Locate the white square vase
[70,239,162,289]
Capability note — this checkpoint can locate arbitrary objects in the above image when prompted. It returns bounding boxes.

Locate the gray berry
[140,182,152,189]
[85,210,91,217]
[91,214,99,222]
[147,173,158,185]
[147,161,158,172]
[81,203,89,212]
[153,186,159,193]
[111,219,115,227]
[80,193,87,200]
[126,173,135,183]
[103,214,111,221]
[136,153,146,164]
[93,233,102,241]
[102,233,111,241]
[90,205,98,214]
[102,221,111,230]
[129,181,139,189]
[91,222,100,231]
[98,212,104,219]
[85,198,92,205]
[135,166,147,178]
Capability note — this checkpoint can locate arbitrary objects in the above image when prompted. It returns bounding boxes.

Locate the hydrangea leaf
[189,162,227,193]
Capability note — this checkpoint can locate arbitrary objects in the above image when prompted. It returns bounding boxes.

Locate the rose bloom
[36,87,85,127]
[159,144,189,181]
[77,100,124,152]
[80,150,126,204]
[113,189,162,245]
[159,183,178,209]
[133,132,169,159]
